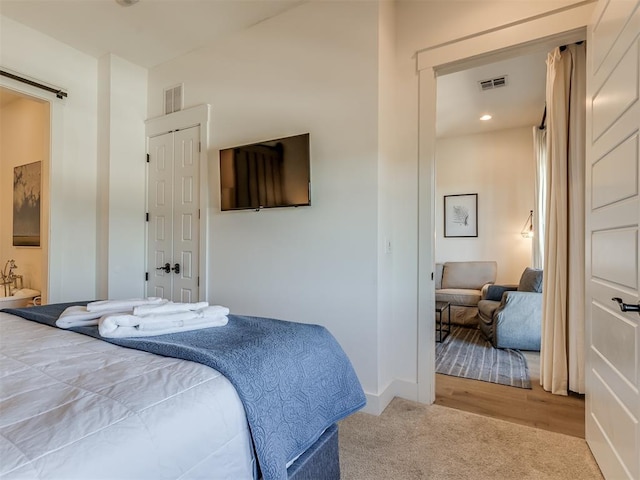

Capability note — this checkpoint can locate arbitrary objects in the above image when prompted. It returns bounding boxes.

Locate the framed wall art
[13,161,41,247]
[444,193,477,238]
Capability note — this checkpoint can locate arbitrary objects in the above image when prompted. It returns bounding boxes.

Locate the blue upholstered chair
[477,268,543,351]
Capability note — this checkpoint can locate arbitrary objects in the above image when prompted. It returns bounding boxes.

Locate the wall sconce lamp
[521,210,534,238]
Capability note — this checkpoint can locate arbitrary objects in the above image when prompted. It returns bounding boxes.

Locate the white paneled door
[147,126,200,302]
[585,1,640,479]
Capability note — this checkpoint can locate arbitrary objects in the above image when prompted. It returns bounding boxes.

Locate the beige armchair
[435,261,497,326]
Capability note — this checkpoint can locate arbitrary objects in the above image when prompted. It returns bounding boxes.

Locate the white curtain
[540,43,586,395]
[532,126,546,270]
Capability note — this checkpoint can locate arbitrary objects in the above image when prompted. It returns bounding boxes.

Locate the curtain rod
[0,69,67,99]
[559,40,584,52]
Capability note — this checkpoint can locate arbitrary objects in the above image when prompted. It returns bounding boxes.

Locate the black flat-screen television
[219,133,311,211]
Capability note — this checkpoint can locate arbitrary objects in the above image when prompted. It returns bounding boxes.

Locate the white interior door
[585,1,640,479]
[147,131,173,299]
[147,126,200,301]
[172,127,200,302]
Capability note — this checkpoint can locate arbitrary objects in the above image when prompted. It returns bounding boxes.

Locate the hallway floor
[435,351,585,438]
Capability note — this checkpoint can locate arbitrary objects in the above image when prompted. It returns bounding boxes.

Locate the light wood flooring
[435,350,586,438]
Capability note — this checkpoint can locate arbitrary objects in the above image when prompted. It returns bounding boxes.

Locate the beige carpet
[339,398,603,479]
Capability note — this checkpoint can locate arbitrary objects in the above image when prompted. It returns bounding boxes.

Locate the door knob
[156,263,171,273]
[171,263,180,274]
[612,297,640,313]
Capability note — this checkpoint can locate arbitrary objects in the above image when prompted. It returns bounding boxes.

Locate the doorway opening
[0,86,50,306]
[429,39,586,439]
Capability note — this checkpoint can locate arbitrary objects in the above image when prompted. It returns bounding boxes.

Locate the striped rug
[436,326,531,389]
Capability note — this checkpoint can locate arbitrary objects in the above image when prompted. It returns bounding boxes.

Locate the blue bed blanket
[3,303,366,480]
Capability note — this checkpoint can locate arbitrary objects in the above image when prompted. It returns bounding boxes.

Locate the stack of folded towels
[56,297,229,338]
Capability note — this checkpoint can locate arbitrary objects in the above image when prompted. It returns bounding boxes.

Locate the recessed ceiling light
[480,114,492,121]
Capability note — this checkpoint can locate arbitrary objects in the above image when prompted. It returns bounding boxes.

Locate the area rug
[436,326,531,388]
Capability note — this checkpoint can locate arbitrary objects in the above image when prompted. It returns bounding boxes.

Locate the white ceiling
[0,0,548,138]
[0,0,305,69]
[436,50,548,138]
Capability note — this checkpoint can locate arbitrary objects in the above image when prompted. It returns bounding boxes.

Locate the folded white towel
[86,297,167,313]
[200,305,230,317]
[56,305,131,328]
[98,305,230,338]
[133,301,209,316]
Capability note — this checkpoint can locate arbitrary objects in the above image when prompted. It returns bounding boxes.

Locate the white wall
[97,54,148,299]
[148,0,591,409]
[376,0,393,397]
[0,19,147,303]
[0,95,48,293]
[389,0,592,402]
[148,1,381,397]
[435,127,535,284]
[0,0,592,414]
[377,1,415,407]
[0,16,98,303]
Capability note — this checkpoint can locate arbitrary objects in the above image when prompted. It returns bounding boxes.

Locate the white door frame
[145,104,210,302]
[416,3,596,403]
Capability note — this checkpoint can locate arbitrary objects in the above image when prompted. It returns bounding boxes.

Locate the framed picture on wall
[13,161,41,247]
[444,193,477,238]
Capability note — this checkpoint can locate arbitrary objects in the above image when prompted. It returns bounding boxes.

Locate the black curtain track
[0,69,67,99]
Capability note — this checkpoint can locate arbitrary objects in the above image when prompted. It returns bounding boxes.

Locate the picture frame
[444,193,477,238]
[13,161,41,247]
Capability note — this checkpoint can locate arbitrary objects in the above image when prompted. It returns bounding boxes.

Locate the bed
[0,303,365,479]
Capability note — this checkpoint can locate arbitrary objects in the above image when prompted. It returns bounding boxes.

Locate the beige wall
[435,127,535,284]
[0,93,49,294]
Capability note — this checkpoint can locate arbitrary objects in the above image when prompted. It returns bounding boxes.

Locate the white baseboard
[360,379,419,415]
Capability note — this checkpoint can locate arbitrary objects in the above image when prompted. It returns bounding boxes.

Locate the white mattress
[0,312,255,479]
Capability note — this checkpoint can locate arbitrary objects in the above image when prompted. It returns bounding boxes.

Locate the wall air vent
[478,75,508,91]
[164,84,183,115]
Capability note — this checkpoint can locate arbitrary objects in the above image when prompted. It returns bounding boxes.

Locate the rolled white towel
[87,297,167,313]
[98,307,228,338]
[134,301,209,316]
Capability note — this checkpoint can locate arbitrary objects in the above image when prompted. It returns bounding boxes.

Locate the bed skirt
[287,424,340,480]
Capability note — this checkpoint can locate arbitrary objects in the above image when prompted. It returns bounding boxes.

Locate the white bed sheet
[0,312,255,480]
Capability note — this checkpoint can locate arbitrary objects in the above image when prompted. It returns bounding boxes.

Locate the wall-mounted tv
[219,133,311,211]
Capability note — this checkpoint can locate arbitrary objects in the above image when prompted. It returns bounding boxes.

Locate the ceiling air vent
[478,75,508,91]
[164,84,183,115]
